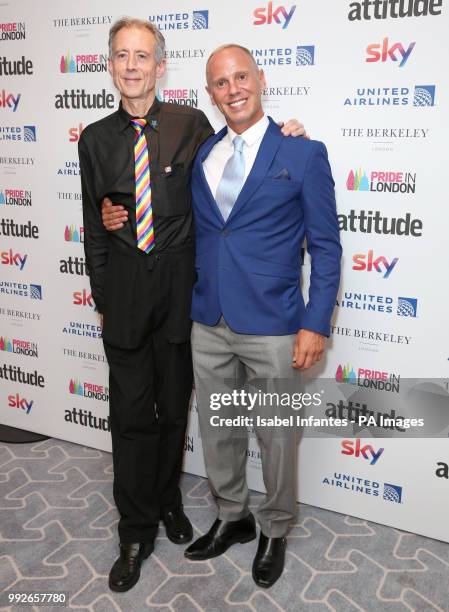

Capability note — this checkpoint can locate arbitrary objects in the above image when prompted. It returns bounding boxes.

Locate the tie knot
[131,118,146,134]
[233,135,244,153]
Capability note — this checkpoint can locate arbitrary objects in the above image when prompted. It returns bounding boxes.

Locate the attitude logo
[341,439,384,465]
[435,462,448,479]
[64,225,84,242]
[336,292,418,317]
[338,210,423,237]
[73,289,96,309]
[8,393,33,414]
[54,89,115,110]
[0,189,32,206]
[346,168,416,193]
[253,3,297,28]
[0,363,45,387]
[0,23,26,41]
[60,52,107,74]
[348,0,443,20]
[149,10,209,31]
[69,379,109,402]
[157,88,198,107]
[0,336,38,357]
[60,256,88,276]
[0,281,42,300]
[0,56,33,76]
[64,408,110,431]
[336,363,400,393]
[0,91,21,112]
[352,250,398,278]
[366,38,415,67]
[0,219,39,239]
[62,320,102,339]
[0,126,36,142]
[1,249,28,270]
[344,85,436,107]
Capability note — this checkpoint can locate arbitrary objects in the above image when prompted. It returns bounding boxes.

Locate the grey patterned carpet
[0,438,448,612]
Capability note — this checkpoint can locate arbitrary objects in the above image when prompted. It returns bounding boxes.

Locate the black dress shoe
[162,506,193,544]
[184,513,256,560]
[252,533,286,588]
[109,542,154,592]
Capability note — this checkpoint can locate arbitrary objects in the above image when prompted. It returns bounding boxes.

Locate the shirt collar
[226,114,269,148]
[117,98,162,132]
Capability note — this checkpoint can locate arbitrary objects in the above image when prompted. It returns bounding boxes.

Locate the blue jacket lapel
[195,126,227,224]
[226,117,283,223]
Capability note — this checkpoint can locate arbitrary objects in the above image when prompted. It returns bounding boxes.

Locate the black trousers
[102,246,195,543]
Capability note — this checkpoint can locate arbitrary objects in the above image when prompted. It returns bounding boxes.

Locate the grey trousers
[191,318,300,537]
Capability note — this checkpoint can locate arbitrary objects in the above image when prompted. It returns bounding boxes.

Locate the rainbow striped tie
[131,118,154,253]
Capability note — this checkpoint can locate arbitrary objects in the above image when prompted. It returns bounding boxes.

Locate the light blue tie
[215,135,245,221]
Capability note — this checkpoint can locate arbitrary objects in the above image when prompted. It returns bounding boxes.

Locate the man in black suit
[79,17,213,592]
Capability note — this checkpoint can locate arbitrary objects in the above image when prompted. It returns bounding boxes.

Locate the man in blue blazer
[184,44,342,588]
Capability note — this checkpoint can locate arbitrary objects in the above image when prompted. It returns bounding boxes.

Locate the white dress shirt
[203,115,270,198]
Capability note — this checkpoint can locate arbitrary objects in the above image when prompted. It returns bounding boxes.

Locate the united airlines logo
[296,45,314,66]
[383,483,403,503]
[149,10,209,31]
[192,10,209,29]
[413,85,435,106]
[397,297,418,317]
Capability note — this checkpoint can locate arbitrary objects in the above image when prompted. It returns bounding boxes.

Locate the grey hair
[108,17,166,64]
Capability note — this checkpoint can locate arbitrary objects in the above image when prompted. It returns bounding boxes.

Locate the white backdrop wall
[1,0,448,542]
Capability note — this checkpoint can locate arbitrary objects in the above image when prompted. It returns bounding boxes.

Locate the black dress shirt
[78,98,214,313]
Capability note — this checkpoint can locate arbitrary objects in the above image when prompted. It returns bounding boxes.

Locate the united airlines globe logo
[296,46,315,66]
[413,85,435,107]
[383,483,403,503]
[192,10,209,29]
[397,297,418,317]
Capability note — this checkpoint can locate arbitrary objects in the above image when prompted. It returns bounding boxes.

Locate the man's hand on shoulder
[278,119,309,139]
[292,329,325,370]
[102,197,128,231]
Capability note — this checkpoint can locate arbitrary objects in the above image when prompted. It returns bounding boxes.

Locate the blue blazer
[191,117,342,336]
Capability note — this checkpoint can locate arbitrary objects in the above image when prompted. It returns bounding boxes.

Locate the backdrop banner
[1,0,448,542]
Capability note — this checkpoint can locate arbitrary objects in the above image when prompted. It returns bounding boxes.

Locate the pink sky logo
[0,336,38,357]
[60,52,107,74]
[1,249,27,270]
[253,3,297,28]
[65,225,84,242]
[366,38,415,67]
[336,363,400,393]
[73,289,96,309]
[346,168,416,193]
[341,439,384,465]
[352,250,398,278]
[69,379,109,401]
[0,90,21,111]
[8,393,33,414]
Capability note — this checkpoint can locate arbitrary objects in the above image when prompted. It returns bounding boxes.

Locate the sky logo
[413,85,435,106]
[296,46,314,66]
[341,439,384,465]
[192,10,209,29]
[8,393,33,414]
[0,90,21,111]
[352,250,399,278]
[383,483,402,503]
[366,38,415,67]
[253,3,296,29]
[397,297,418,317]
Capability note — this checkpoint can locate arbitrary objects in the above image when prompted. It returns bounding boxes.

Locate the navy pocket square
[271,168,291,180]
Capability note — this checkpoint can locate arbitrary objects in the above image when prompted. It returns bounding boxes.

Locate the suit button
[155,254,161,260]
[222,230,229,236]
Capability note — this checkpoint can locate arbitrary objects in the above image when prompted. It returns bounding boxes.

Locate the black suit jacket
[78,99,213,349]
